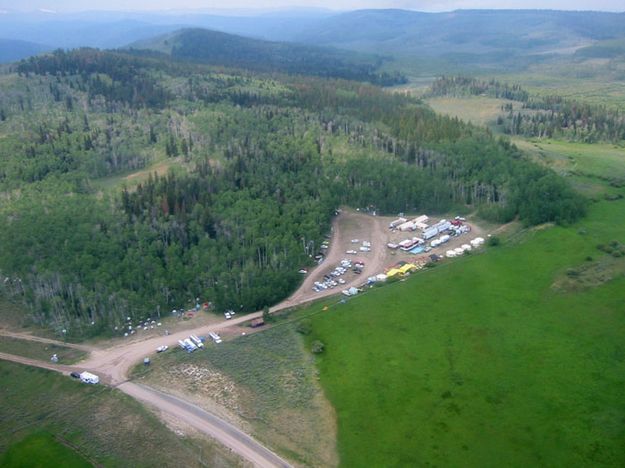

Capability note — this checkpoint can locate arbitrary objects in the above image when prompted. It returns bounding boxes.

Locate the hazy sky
[1,0,623,12]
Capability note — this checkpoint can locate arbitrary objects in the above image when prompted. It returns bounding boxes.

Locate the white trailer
[209,331,222,344]
[80,371,99,384]
[389,217,407,229]
[190,335,204,348]
[184,338,197,351]
[398,221,417,232]
[423,228,439,240]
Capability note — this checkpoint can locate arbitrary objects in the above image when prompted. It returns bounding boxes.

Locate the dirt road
[0,330,94,352]
[0,351,290,468]
[0,209,487,467]
[120,383,291,468]
[0,351,77,375]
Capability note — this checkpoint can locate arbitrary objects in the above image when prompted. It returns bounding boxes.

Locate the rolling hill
[128,28,406,85]
[291,9,625,69]
[0,39,50,63]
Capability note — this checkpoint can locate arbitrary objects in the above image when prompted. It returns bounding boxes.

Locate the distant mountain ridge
[0,38,50,63]
[128,28,406,85]
[292,9,625,59]
[2,9,625,70]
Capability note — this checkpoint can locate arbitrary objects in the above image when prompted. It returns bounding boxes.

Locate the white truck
[79,371,99,384]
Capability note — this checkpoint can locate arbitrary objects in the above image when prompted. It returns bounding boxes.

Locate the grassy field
[132,324,338,467]
[0,336,87,364]
[0,431,91,468]
[426,96,518,128]
[0,361,242,467]
[513,139,625,179]
[304,192,625,466]
[293,132,625,466]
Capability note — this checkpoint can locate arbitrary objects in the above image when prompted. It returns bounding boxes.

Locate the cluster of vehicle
[178,334,205,352]
[118,316,162,337]
[313,258,366,292]
[224,309,236,320]
[347,239,371,253]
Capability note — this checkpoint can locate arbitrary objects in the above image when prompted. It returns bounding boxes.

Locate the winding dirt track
[0,211,382,468]
[0,210,484,466]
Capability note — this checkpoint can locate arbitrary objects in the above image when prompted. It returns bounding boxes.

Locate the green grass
[426,96,518,129]
[0,431,91,468]
[0,361,241,467]
[303,195,625,467]
[489,68,625,109]
[514,139,625,180]
[0,336,87,364]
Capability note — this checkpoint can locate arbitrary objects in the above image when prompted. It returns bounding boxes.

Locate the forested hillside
[0,49,584,337]
[128,28,406,86]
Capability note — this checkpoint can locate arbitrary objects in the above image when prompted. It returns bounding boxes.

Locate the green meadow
[297,120,625,468]
[0,361,240,467]
[0,432,91,468]
[307,196,625,466]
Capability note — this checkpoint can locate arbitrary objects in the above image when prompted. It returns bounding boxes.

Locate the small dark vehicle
[70,372,80,379]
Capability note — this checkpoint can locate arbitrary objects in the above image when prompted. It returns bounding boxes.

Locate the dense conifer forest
[0,50,585,336]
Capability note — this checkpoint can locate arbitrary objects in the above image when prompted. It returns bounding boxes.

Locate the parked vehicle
[156,345,168,353]
[79,371,99,384]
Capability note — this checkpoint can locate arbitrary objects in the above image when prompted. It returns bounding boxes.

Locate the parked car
[156,345,168,353]
[70,372,80,379]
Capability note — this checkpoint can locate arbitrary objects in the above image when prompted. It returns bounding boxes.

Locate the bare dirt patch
[293,209,488,301]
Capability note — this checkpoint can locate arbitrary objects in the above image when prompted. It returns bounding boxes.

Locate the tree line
[0,50,586,337]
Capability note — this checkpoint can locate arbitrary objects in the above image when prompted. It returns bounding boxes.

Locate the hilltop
[128,27,406,85]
